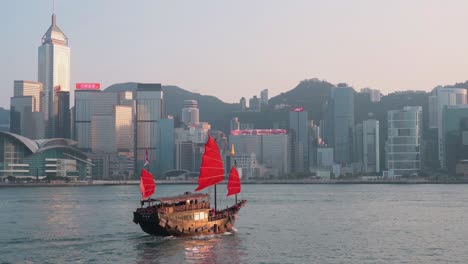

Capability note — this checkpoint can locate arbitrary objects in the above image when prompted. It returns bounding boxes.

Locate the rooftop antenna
[51,0,56,25]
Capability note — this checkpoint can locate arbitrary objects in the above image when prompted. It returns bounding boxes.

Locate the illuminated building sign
[230,129,287,135]
[76,83,101,90]
[291,107,304,112]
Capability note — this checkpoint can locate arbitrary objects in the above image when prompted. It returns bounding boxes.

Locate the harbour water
[1,184,468,263]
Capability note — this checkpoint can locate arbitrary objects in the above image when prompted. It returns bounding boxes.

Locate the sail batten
[227,166,241,196]
[140,168,156,200]
[195,135,224,192]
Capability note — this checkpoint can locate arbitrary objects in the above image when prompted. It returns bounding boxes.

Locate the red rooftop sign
[291,107,304,112]
[76,83,101,90]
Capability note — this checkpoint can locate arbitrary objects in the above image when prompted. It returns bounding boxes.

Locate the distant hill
[268,78,334,122]
[104,82,239,129]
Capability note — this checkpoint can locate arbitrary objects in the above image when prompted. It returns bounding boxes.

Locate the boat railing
[172,202,210,212]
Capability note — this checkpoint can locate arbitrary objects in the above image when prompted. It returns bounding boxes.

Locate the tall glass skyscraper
[332,87,355,164]
[38,14,71,138]
[386,106,423,176]
[289,108,309,172]
[135,83,163,176]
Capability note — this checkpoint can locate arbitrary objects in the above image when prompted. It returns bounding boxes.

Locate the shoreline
[1,179,468,187]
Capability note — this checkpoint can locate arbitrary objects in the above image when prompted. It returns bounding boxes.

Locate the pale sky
[2,0,468,108]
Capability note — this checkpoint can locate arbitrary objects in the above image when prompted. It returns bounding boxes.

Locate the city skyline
[3,1,468,108]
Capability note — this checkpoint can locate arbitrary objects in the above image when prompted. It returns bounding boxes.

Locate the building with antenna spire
[38,12,71,138]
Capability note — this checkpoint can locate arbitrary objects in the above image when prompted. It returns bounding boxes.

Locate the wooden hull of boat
[133,201,246,237]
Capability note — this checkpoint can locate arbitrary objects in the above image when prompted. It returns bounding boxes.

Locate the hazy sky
[2,0,468,108]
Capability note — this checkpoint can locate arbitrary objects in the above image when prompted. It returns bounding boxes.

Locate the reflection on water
[135,233,244,264]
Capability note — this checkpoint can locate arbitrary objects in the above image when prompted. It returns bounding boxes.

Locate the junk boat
[133,135,246,236]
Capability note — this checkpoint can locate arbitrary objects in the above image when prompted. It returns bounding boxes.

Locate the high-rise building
[386,106,423,176]
[289,107,309,172]
[249,96,261,112]
[230,117,240,131]
[260,89,269,107]
[428,87,467,168]
[229,129,290,177]
[74,89,119,151]
[333,87,355,164]
[443,105,468,176]
[14,81,43,112]
[362,119,380,173]
[115,105,133,151]
[38,14,71,138]
[181,100,199,126]
[158,118,175,174]
[240,97,247,112]
[135,83,163,176]
[53,90,70,138]
[91,115,115,153]
[10,81,45,139]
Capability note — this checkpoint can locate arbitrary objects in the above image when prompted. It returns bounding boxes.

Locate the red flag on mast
[227,166,241,196]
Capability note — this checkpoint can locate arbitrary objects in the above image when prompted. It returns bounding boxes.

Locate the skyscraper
[249,96,261,112]
[260,89,269,107]
[332,87,355,164]
[289,107,309,172]
[428,87,467,168]
[181,100,199,126]
[38,14,71,138]
[135,83,163,176]
[74,89,119,151]
[10,81,45,139]
[362,119,380,173]
[54,90,70,138]
[240,97,247,112]
[386,106,423,176]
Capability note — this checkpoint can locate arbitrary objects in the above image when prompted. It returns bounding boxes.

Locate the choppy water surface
[1,184,468,263]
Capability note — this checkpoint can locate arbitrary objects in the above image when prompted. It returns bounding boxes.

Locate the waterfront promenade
[1,178,468,187]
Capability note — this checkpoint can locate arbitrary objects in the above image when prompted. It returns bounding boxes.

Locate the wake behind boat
[133,135,247,236]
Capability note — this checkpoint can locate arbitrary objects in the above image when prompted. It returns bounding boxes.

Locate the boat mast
[234,160,238,204]
[214,184,217,212]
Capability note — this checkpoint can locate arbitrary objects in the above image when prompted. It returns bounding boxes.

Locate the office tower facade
[249,96,261,112]
[386,106,423,176]
[428,87,467,168]
[14,81,43,112]
[74,89,119,151]
[333,87,355,164]
[230,117,240,131]
[240,97,247,112]
[135,83,163,176]
[115,105,134,151]
[181,100,199,126]
[443,105,468,176]
[10,81,45,139]
[158,118,175,174]
[260,89,269,107]
[53,90,70,138]
[91,115,115,153]
[362,119,380,173]
[38,14,71,138]
[289,108,309,172]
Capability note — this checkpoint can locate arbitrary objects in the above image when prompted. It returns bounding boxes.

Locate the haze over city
[2,0,468,107]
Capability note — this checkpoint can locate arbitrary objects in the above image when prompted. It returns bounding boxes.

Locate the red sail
[227,166,241,196]
[140,168,155,200]
[195,135,225,191]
